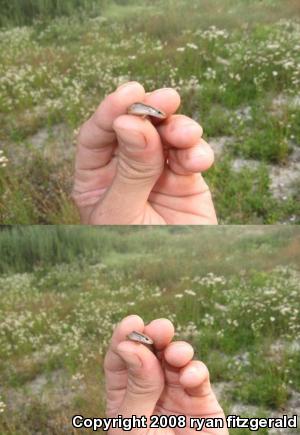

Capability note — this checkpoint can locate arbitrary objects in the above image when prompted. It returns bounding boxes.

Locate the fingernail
[152,87,176,94]
[185,366,199,376]
[189,147,208,160]
[171,122,199,134]
[181,123,201,134]
[117,82,140,96]
[117,128,146,152]
[118,350,142,369]
[181,366,200,384]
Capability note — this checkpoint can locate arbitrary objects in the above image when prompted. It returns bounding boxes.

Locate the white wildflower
[186,43,198,50]
[0,398,6,413]
[0,150,9,168]
[184,289,196,296]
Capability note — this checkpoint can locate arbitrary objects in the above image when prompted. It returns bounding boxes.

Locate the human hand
[104,315,228,434]
[72,82,217,224]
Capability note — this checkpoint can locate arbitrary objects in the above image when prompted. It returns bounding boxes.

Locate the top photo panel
[0,0,299,225]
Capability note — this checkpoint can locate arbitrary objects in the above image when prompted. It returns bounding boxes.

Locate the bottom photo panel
[0,226,299,435]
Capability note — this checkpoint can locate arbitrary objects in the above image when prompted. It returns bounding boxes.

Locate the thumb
[99,115,164,223]
[116,340,164,420]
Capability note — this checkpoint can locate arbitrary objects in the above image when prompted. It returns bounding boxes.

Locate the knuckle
[118,157,162,182]
[76,121,89,145]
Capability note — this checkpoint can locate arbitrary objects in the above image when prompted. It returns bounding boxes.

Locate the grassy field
[0,226,299,434]
[0,0,299,224]
[0,0,106,27]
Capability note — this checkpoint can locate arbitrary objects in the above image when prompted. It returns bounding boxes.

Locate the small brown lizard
[127,330,155,353]
[128,102,167,120]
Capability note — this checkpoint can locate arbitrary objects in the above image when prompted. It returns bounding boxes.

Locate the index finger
[76,82,146,171]
[104,315,145,373]
[144,318,175,351]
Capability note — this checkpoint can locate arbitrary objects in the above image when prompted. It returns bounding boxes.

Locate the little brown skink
[127,330,155,353]
[128,102,167,120]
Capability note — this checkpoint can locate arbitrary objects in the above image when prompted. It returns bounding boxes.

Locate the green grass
[0,0,106,27]
[0,227,300,434]
[0,0,300,224]
[0,225,299,274]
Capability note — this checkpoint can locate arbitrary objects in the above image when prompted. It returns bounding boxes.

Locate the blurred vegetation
[0,0,105,27]
[0,225,299,274]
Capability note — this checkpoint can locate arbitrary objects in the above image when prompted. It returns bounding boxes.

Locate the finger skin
[116,340,164,418]
[142,88,181,123]
[105,316,174,420]
[73,82,146,210]
[144,318,175,351]
[158,350,225,425]
[90,115,165,224]
[179,360,211,393]
[105,315,146,414]
[76,82,145,174]
[169,139,215,175]
[78,82,145,149]
[156,115,214,175]
[149,186,215,220]
[105,315,145,374]
[157,114,203,149]
[164,341,195,368]
[152,169,207,194]
[179,361,226,427]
